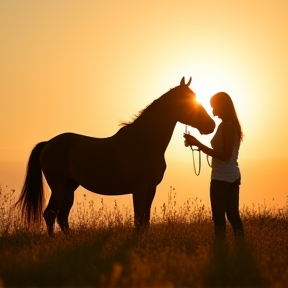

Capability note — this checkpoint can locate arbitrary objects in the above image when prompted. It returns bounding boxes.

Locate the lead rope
[185,125,201,176]
[185,125,212,175]
[206,154,212,168]
[191,146,201,176]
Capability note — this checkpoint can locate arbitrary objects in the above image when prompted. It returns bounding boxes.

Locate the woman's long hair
[210,92,244,143]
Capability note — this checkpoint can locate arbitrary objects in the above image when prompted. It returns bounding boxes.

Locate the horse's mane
[119,87,175,127]
[119,101,155,127]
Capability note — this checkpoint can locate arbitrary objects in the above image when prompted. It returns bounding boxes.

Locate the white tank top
[210,122,241,182]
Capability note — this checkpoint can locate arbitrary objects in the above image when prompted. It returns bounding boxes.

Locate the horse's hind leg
[57,179,79,234]
[43,179,78,236]
[43,190,61,236]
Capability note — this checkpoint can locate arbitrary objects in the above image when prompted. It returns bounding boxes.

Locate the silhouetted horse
[16,77,215,235]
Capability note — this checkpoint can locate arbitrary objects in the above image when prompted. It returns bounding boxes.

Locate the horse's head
[173,77,215,134]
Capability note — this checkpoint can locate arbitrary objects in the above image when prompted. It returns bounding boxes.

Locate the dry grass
[0,185,288,288]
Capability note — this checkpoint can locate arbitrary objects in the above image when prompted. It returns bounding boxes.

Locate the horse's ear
[180,77,185,86]
[180,77,192,86]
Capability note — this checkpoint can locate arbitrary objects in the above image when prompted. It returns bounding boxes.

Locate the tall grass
[0,185,288,288]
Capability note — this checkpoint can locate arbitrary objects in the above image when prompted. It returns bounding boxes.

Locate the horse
[16,77,215,235]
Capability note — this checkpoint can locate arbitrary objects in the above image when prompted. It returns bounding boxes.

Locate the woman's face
[210,101,222,118]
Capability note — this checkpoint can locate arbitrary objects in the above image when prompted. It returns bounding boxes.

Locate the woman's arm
[184,122,235,162]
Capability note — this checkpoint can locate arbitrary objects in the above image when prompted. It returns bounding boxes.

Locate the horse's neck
[132,102,177,153]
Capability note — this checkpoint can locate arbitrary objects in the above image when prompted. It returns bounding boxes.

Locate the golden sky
[1,0,287,209]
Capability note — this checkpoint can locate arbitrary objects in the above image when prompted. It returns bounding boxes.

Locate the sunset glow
[0,0,287,210]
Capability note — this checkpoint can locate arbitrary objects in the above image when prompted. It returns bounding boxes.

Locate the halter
[185,125,212,176]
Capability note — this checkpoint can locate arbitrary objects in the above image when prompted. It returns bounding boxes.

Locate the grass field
[0,185,288,288]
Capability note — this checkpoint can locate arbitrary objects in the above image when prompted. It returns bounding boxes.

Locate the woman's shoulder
[222,121,236,130]
[223,122,241,146]
[221,122,236,138]
[217,121,234,131]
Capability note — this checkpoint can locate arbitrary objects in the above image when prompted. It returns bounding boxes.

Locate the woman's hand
[183,133,200,147]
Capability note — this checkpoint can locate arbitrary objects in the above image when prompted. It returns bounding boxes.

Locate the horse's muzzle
[200,120,216,135]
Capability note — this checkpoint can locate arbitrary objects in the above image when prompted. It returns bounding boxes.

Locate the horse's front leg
[132,183,156,229]
[144,185,156,226]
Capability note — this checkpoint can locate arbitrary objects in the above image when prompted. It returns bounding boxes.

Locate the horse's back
[40,132,112,167]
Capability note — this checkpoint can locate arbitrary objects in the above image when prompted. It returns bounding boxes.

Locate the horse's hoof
[43,209,57,236]
[47,228,54,237]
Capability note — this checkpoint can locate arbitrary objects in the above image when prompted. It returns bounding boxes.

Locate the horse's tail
[15,141,47,226]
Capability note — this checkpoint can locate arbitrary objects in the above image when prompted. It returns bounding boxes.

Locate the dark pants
[210,178,244,240]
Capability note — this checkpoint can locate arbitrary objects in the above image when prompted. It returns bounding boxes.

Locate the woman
[184,92,244,242]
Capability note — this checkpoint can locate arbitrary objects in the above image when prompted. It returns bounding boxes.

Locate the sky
[1,0,288,211]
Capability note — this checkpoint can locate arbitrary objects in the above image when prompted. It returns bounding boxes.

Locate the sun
[165,63,231,111]
[188,64,237,112]
[192,77,223,113]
